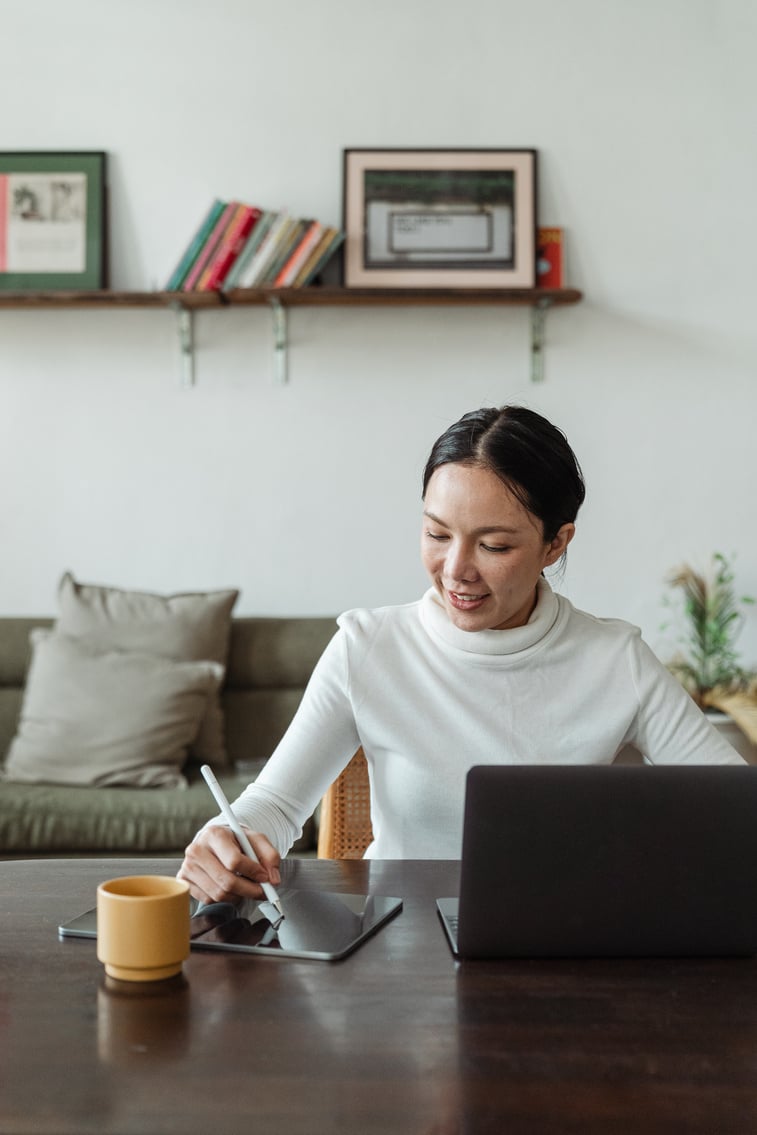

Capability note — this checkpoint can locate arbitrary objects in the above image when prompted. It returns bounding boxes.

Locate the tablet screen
[59,888,402,962]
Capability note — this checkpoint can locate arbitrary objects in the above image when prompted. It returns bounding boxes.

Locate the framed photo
[0,151,107,290]
[342,148,537,289]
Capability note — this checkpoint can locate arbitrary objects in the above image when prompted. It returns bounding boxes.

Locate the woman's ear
[545,523,575,567]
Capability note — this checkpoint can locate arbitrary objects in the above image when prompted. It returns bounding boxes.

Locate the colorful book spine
[292,227,337,287]
[273,220,324,288]
[197,204,262,292]
[259,219,308,286]
[195,202,246,291]
[537,227,565,289]
[296,229,345,288]
[181,201,239,291]
[221,210,276,292]
[165,199,226,291]
[234,212,291,288]
[168,199,344,293]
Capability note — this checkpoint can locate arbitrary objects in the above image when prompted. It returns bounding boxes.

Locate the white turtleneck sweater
[220,581,743,859]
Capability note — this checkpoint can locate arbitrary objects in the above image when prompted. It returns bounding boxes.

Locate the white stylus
[200,764,284,920]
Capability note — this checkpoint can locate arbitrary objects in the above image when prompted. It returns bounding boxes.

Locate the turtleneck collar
[420,577,561,657]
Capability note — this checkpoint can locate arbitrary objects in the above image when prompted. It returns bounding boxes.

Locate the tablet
[59,888,403,962]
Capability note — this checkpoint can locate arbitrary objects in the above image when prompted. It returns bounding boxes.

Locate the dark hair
[422,405,585,541]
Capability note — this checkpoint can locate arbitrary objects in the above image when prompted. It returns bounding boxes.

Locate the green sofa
[0,615,336,858]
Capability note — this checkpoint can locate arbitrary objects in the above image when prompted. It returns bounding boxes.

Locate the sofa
[0,614,337,858]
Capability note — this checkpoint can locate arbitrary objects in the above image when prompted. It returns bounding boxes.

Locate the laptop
[437,764,757,959]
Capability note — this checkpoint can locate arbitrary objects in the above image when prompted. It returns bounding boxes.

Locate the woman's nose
[444,541,480,582]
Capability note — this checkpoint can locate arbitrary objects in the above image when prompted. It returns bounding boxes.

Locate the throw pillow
[4,630,223,788]
[56,572,238,765]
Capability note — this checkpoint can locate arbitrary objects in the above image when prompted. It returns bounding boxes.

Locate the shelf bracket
[170,302,195,388]
[530,299,550,383]
[269,297,288,384]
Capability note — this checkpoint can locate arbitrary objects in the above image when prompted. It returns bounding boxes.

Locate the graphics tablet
[60,888,402,962]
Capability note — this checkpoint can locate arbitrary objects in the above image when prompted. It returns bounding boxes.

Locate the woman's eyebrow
[422,510,521,535]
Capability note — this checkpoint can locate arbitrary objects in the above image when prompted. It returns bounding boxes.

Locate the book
[234,211,292,288]
[291,227,336,288]
[195,202,248,291]
[181,201,239,291]
[295,228,345,288]
[273,220,324,288]
[197,204,262,292]
[165,198,226,291]
[258,218,309,286]
[537,227,565,289]
[168,195,346,292]
[221,209,277,291]
[253,216,302,286]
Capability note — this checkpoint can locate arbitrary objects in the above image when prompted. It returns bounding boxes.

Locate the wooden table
[3,857,757,1134]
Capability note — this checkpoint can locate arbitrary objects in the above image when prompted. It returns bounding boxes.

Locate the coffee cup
[96,875,190,982]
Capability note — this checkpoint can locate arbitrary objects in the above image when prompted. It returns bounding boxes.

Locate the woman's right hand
[177,824,281,905]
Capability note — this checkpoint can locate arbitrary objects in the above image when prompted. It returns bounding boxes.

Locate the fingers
[177,825,281,904]
[246,830,281,887]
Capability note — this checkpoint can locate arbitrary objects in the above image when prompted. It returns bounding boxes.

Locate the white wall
[2,0,756,666]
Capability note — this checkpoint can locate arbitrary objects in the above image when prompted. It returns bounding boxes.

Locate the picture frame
[342,148,537,289]
[0,151,107,291]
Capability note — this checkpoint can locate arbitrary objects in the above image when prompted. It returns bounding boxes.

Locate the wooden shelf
[0,285,581,308]
[0,286,583,385]
[223,285,583,308]
[0,290,218,309]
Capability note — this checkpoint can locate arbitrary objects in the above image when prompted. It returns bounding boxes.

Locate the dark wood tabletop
[3,856,757,1135]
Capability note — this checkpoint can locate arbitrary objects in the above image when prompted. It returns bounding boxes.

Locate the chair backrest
[317,748,374,859]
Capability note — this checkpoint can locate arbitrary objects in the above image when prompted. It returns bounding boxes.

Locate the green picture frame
[0,151,107,291]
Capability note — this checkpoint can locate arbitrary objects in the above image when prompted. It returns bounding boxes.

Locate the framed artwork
[342,148,537,289]
[0,151,107,290]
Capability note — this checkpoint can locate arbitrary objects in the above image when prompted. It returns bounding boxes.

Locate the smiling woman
[419,406,583,632]
[421,463,572,631]
[178,405,745,905]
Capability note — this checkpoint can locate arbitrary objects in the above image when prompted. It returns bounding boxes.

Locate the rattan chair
[317,748,374,859]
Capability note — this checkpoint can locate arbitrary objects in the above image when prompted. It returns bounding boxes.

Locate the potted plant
[662,552,757,757]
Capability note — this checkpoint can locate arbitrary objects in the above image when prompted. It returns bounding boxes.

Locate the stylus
[200,764,284,920]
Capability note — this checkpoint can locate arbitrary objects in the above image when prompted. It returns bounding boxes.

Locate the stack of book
[165,199,345,292]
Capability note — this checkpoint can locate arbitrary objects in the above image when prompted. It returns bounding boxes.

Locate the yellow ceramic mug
[96,875,190,982]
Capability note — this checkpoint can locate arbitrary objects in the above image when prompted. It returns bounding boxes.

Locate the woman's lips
[447,590,488,611]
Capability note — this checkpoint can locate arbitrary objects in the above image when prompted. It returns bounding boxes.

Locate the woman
[178,405,742,904]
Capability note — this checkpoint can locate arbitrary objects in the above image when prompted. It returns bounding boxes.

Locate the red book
[182,201,238,291]
[537,227,565,288]
[199,205,262,292]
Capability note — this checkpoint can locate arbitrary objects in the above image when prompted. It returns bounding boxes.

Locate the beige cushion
[56,573,238,765]
[4,630,223,788]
